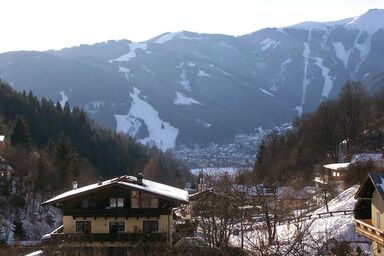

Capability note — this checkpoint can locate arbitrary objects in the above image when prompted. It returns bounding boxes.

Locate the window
[141,193,158,208]
[131,191,158,208]
[82,199,96,208]
[143,220,158,233]
[76,221,91,233]
[131,191,139,208]
[109,221,125,234]
[110,198,124,208]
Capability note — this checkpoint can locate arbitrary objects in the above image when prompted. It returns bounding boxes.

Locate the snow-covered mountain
[0,9,383,150]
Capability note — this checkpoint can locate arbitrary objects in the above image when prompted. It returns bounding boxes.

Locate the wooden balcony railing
[46,232,167,244]
[355,219,384,245]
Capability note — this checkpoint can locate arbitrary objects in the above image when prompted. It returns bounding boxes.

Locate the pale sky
[0,0,383,53]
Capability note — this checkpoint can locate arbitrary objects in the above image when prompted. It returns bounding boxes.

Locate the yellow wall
[372,190,384,230]
[63,215,172,234]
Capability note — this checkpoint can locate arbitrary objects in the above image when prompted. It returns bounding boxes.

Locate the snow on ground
[187,62,196,67]
[174,92,202,106]
[353,32,372,78]
[260,38,280,51]
[197,70,210,77]
[209,64,234,78]
[196,119,211,128]
[117,87,179,151]
[280,57,292,73]
[110,42,148,62]
[119,66,130,81]
[114,114,142,137]
[177,63,192,91]
[296,36,311,116]
[59,91,68,108]
[260,88,276,97]
[333,42,351,69]
[154,32,178,44]
[313,57,334,98]
[276,185,369,252]
[345,9,384,34]
[231,186,369,253]
[25,250,43,256]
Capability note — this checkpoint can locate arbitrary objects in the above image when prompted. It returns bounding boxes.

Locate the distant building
[42,174,189,249]
[354,173,384,255]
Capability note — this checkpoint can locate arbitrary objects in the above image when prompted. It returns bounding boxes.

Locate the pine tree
[54,133,77,182]
[12,217,26,241]
[253,140,266,182]
[10,115,30,147]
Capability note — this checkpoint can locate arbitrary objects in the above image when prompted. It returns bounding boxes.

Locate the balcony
[355,219,384,245]
[46,232,167,245]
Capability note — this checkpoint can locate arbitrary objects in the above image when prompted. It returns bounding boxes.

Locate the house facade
[354,173,384,255]
[42,174,189,249]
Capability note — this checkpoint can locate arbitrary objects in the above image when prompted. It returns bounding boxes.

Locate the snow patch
[59,91,68,108]
[187,62,196,67]
[177,63,191,91]
[122,87,178,150]
[197,70,210,77]
[154,32,177,44]
[260,38,280,51]
[110,42,148,62]
[313,57,334,98]
[332,42,351,69]
[345,9,384,34]
[119,66,130,81]
[174,92,202,106]
[260,88,276,97]
[209,64,234,78]
[114,114,143,137]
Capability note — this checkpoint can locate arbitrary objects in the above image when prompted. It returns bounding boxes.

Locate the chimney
[72,181,78,190]
[136,173,144,185]
[98,177,103,185]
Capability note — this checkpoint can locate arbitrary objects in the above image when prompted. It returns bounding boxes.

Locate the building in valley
[42,174,189,250]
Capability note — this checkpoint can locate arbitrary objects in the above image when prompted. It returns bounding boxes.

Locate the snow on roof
[42,175,189,205]
[323,163,350,170]
[0,135,4,142]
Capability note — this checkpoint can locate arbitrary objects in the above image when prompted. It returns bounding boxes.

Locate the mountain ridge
[0,9,383,150]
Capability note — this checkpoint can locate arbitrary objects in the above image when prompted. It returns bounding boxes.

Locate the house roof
[42,175,189,205]
[323,163,350,170]
[355,173,384,200]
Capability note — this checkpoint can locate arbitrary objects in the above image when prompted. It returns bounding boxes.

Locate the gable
[355,173,384,201]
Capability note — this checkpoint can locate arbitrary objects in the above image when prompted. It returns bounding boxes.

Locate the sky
[0,0,383,53]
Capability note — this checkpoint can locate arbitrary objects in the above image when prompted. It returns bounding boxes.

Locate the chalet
[42,174,189,249]
[354,173,384,255]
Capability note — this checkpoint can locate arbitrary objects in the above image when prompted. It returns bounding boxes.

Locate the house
[354,173,384,255]
[41,174,189,249]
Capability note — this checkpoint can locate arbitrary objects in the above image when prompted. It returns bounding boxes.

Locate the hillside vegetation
[253,81,384,184]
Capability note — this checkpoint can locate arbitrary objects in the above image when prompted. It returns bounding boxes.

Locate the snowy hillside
[276,186,369,252]
[0,9,383,150]
[230,185,370,253]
